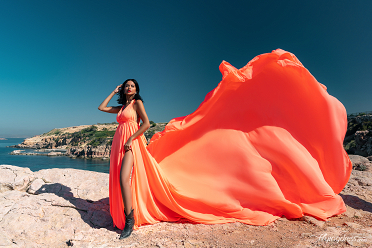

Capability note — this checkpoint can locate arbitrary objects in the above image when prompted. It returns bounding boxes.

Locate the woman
[98,79,150,239]
[99,49,352,240]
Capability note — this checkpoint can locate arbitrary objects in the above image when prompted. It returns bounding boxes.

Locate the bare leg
[120,150,134,215]
[119,150,136,239]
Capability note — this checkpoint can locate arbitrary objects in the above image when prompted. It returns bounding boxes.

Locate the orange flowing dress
[109,49,352,230]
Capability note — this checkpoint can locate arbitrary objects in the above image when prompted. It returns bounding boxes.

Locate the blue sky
[0,0,371,138]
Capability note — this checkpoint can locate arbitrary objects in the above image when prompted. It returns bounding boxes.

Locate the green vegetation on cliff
[39,124,117,148]
[344,113,372,155]
[37,122,167,149]
[41,129,63,136]
[66,126,115,147]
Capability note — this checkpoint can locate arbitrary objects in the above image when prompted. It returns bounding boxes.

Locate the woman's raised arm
[98,85,122,113]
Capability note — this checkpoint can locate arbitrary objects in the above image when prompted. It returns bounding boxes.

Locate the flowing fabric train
[109,49,352,230]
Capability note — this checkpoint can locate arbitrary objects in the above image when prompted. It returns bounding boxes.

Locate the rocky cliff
[1,155,372,247]
[344,113,372,157]
[13,122,167,159]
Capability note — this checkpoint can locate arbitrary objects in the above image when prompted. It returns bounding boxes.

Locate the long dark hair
[117,79,144,105]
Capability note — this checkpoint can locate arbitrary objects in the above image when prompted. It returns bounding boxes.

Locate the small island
[0,138,7,140]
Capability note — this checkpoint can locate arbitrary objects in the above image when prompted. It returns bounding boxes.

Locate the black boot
[119,209,135,239]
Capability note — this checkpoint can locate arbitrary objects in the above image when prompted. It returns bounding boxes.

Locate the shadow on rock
[340,193,372,213]
[35,183,116,231]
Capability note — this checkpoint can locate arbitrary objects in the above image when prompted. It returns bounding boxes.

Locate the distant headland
[11,122,166,159]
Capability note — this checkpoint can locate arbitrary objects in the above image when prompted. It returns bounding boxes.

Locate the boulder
[0,165,35,193]
[27,178,45,194]
[0,165,113,247]
[349,154,372,171]
[34,168,109,201]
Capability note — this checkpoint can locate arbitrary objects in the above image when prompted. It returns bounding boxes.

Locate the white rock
[34,168,109,201]
[0,165,112,247]
[0,165,35,192]
[349,155,370,164]
[27,178,45,194]
[0,231,12,246]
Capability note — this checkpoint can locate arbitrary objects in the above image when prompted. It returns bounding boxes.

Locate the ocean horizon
[0,138,110,173]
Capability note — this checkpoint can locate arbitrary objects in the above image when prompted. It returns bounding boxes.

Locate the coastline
[1,138,110,173]
[9,122,167,159]
[10,148,66,157]
[9,148,109,160]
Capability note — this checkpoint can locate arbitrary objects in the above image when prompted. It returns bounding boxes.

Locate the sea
[0,138,110,173]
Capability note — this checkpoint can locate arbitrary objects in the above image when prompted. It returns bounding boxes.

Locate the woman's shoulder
[133,99,144,105]
[133,99,145,112]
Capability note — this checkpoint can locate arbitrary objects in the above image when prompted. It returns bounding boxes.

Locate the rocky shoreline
[10,122,167,159]
[0,155,372,247]
[10,149,66,156]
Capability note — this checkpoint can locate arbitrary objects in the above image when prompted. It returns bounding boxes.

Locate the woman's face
[124,81,137,95]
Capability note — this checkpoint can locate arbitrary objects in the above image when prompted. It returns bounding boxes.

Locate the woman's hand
[124,137,133,151]
[98,85,122,114]
[114,84,122,94]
